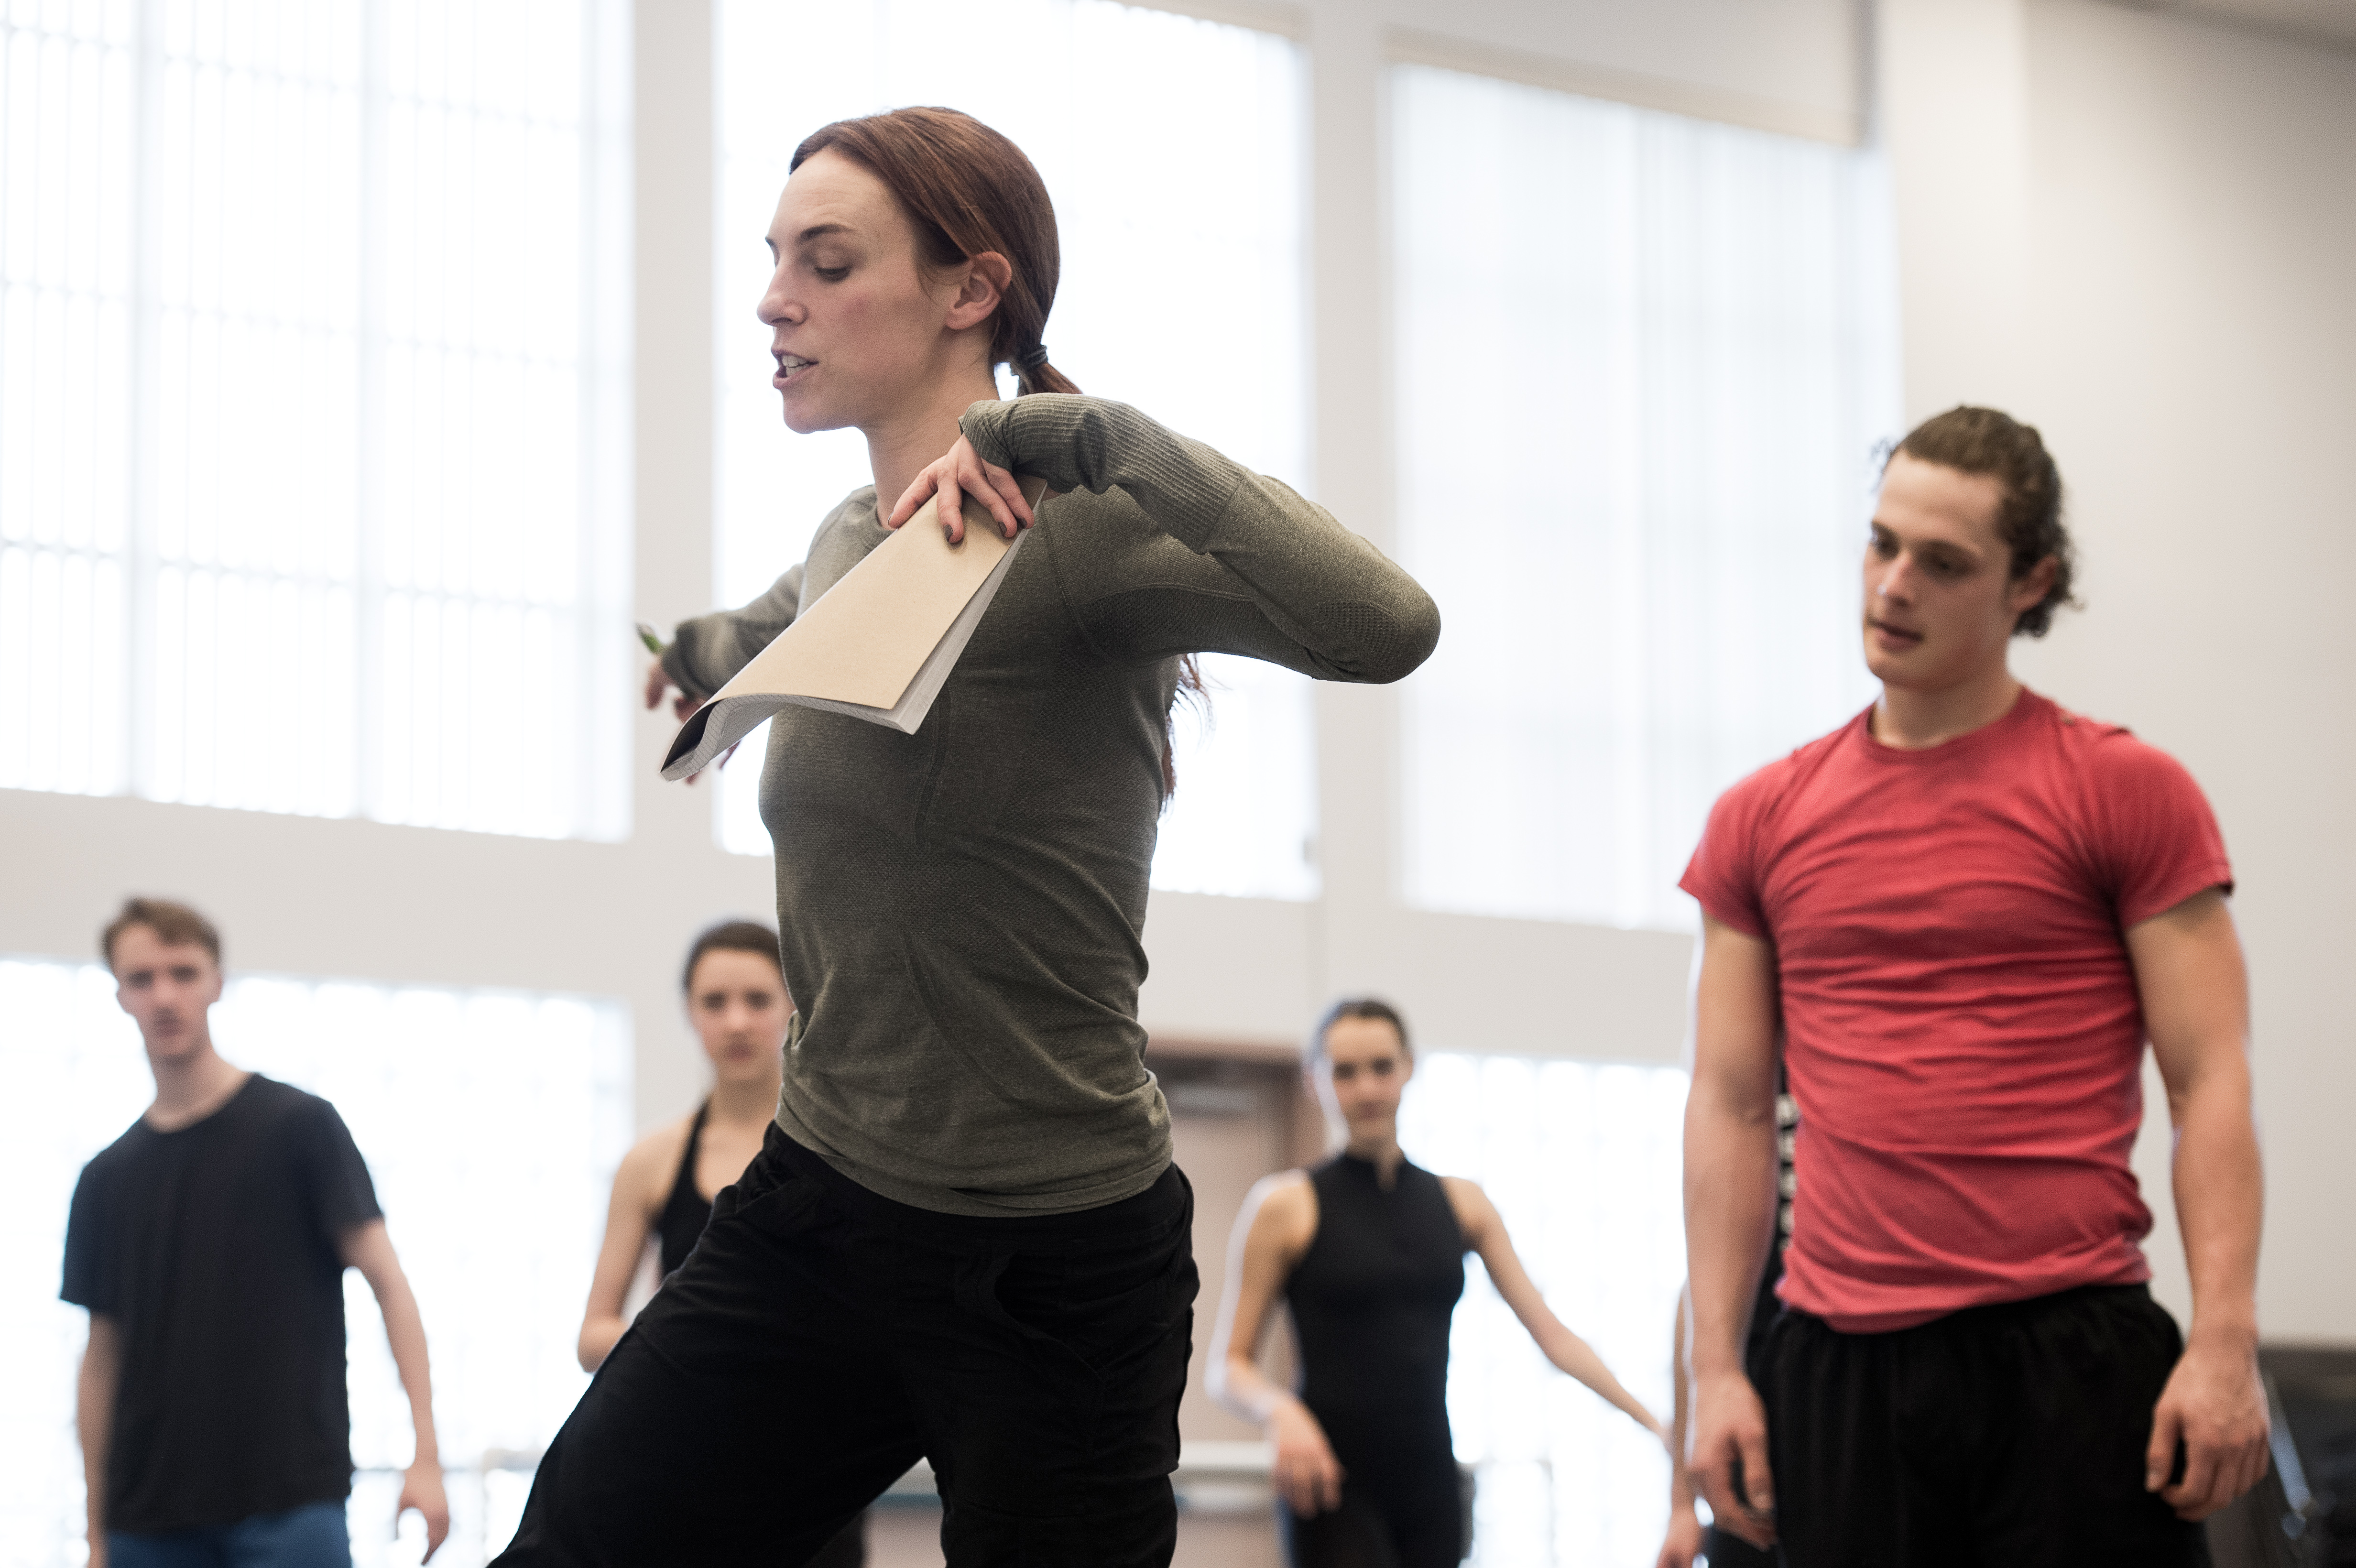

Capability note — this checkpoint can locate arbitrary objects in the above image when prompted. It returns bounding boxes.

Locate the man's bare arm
[78,1314,118,1568]
[1681,914,1783,1546]
[342,1220,452,1560]
[2129,887,2268,1521]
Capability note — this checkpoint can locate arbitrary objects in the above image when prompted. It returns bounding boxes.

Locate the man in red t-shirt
[1680,407,2268,1565]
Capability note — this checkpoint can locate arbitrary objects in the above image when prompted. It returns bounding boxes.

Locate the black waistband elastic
[1782,1281,2158,1338]
[764,1123,1187,1252]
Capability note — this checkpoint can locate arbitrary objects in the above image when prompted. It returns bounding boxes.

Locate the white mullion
[355,0,387,823]
[125,0,161,801]
[580,0,629,841]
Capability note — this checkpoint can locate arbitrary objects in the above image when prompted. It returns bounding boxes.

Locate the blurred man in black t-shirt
[63,898,449,1568]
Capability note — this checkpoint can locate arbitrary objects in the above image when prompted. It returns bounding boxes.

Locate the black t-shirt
[61,1074,383,1533]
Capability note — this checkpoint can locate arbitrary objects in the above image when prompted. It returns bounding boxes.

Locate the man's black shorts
[1756,1284,2210,1568]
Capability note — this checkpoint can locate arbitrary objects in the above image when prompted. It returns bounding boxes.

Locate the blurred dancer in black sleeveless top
[1211,1000,1664,1567]
[654,1099,721,1277]
[573,920,866,1567]
[578,921,791,1369]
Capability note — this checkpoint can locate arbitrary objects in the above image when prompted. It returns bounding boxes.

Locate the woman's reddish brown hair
[792,106,1207,794]
[792,107,1080,397]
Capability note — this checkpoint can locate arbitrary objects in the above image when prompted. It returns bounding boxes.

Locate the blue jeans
[109,1500,350,1568]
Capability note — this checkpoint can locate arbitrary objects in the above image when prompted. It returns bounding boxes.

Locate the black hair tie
[1015,344,1050,371]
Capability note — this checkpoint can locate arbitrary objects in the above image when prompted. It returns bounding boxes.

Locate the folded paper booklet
[661,477,1046,780]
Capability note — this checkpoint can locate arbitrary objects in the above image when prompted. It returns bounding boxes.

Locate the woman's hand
[1270,1402,1346,1518]
[886,436,1036,544]
[1655,1503,1706,1568]
[643,660,733,783]
[644,659,704,722]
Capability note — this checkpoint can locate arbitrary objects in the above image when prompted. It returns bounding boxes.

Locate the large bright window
[1,958,631,1568]
[709,0,1318,900]
[1394,66,1897,930]
[0,2,632,838]
[1399,1053,1689,1568]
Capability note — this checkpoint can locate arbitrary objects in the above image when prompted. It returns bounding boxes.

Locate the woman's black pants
[495,1126,1199,1568]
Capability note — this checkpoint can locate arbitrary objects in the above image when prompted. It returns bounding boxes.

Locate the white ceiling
[2115,0,2356,52]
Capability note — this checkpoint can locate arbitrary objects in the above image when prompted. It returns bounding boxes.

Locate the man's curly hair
[1890,406,2079,638]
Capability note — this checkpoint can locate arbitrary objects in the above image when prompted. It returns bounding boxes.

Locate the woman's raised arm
[957,395,1441,685]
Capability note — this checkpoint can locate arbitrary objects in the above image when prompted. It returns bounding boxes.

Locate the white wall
[1881,0,2356,1339]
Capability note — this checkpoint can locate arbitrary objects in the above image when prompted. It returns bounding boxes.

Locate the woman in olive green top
[498,107,1437,1568]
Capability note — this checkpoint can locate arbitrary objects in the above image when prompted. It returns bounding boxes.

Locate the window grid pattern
[1399,1053,1689,1568]
[1395,66,1897,931]
[0,0,632,839]
[1,957,632,1568]
[709,0,1318,899]
[0,6,135,798]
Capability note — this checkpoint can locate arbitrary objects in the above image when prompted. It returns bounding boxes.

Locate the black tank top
[1284,1153,1467,1481]
[655,1100,713,1278]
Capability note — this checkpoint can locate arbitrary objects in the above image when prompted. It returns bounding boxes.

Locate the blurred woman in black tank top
[1211,1001,1666,1567]
[574,923,870,1566]
[654,1099,721,1277]
[579,921,792,1369]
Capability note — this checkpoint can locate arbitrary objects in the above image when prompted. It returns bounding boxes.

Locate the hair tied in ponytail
[791,108,1082,397]
[788,109,1191,778]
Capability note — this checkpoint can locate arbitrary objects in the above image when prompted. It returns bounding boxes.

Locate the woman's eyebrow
[765,221,856,254]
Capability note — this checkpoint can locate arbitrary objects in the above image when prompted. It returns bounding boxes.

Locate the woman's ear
[944,250,1012,332]
[942,248,1008,332]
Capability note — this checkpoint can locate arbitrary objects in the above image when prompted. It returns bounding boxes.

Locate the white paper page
[660,484,1042,780]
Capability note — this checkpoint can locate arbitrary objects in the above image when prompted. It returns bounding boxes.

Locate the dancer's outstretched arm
[1444,1178,1664,1438]
[1656,1288,1706,1568]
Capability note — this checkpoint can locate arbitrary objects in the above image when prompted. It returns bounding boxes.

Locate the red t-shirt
[1680,688,2232,1333]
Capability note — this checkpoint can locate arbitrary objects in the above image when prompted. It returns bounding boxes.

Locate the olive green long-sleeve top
[664,395,1440,1215]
